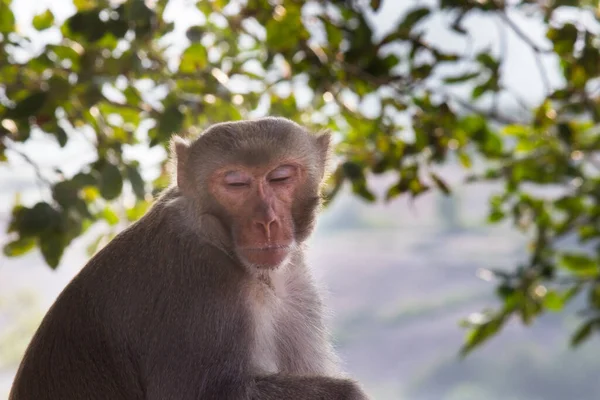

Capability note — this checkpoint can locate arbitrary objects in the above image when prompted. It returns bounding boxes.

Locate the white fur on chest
[248,268,288,374]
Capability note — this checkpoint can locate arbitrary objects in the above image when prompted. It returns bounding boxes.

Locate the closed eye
[224,170,251,187]
[268,165,296,183]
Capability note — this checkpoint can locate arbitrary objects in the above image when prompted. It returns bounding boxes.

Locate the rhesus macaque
[10,117,370,400]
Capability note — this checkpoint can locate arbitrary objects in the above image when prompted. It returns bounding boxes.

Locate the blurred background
[1,0,600,399]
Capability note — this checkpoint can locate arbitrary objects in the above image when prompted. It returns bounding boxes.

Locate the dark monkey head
[171,117,331,269]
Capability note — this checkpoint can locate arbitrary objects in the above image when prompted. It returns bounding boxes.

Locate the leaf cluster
[1,0,599,352]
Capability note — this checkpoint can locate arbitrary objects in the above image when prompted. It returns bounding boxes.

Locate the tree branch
[2,137,52,186]
[435,87,525,125]
[498,10,552,95]
[497,11,553,54]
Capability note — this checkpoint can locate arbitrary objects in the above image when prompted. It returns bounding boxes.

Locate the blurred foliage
[0,0,599,353]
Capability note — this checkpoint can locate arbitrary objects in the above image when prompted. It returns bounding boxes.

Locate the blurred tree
[0,0,599,353]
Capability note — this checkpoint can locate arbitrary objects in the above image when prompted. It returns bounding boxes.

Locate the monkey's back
[10,199,251,400]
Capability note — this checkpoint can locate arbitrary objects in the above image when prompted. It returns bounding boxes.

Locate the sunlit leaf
[559,253,598,277]
[0,0,15,33]
[32,10,55,31]
[179,44,208,74]
[126,200,151,222]
[101,207,119,226]
[73,0,99,11]
[543,290,565,312]
[3,237,36,257]
[460,312,508,357]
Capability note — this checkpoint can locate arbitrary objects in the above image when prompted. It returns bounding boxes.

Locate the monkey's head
[171,117,331,270]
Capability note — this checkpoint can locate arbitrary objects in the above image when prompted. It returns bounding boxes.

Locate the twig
[532,51,552,95]
[498,11,553,54]
[437,87,524,125]
[2,138,52,186]
[493,16,507,116]
[498,11,552,95]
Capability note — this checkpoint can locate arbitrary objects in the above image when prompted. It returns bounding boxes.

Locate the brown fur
[9,117,369,400]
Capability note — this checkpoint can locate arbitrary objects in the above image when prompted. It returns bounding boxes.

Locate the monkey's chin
[239,246,292,270]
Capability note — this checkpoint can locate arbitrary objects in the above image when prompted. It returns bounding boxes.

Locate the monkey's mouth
[245,245,291,251]
[238,244,293,268]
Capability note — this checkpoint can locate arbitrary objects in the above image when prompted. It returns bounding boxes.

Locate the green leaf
[503,124,530,136]
[39,233,65,269]
[342,161,364,181]
[265,4,307,52]
[559,253,598,277]
[32,10,55,31]
[179,43,208,73]
[72,172,96,187]
[3,237,36,257]
[6,91,48,120]
[0,0,15,33]
[476,52,499,71]
[386,181,406,201]
[53,126,68,147]
[73,0,99,11]
[472,83,488,99]
[101,207,119,226]
[185,26,205,42]
[443,71,479,84]
[460,313,508,357]
[430,172,451,195]
[126,164,146,200]
[126,201,151,222]
[52,181,79,209]
[353,181,376,202]
[570,318,600,347]
[543,290,565,311]
[588,284,600,309]
[66,11,103,42]
[124,0,154,38]
[98,163,123,200]
[155,104,184,145]
[321,18,343,49]
[547,23,577,56]
[10,202,61,237]
[570,65,587,89]
[458,152,472,168]
[398,7,430,34]
[488,209,505,223]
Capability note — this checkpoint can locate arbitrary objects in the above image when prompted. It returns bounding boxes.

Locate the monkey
[9,117,370,400]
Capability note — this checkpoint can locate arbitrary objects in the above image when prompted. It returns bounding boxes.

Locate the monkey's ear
[315,131,332,161]
[170,135,192,194]
[315,131,332,179]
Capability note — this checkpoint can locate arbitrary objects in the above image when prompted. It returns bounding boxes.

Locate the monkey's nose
[254,219,277,241]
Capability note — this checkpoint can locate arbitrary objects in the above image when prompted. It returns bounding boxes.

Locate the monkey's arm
[141,250,366,400]
[251,374,368,400]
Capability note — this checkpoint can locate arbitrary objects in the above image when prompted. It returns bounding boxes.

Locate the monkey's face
[209,162,303,269]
